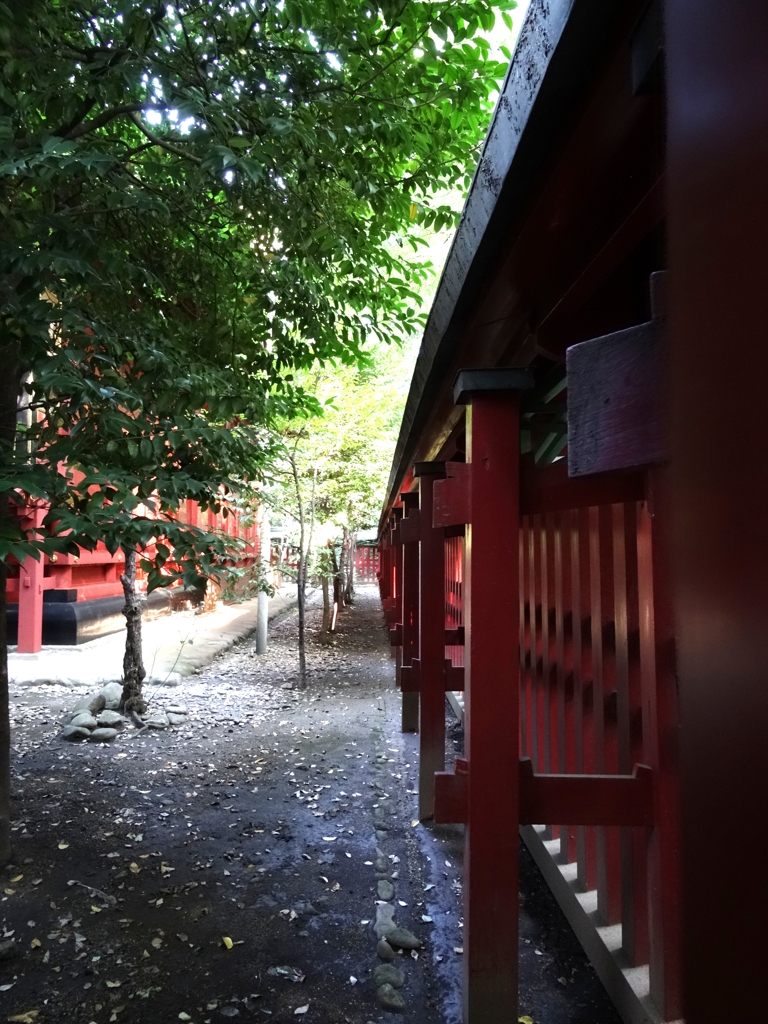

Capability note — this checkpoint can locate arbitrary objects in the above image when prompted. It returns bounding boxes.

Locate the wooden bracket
[445,627,465,646]
[389,624,402,647]
[434,758,469,823]
[567,315,666,477]
[444,662,465,691]
[519,758,654,826]
[433,462,472,528]
[400,660,421,693]
[399,510,421,545]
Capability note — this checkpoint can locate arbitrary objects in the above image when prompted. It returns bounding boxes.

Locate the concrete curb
[8,585,312,688]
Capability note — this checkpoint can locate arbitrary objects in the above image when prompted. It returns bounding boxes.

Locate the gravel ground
[0,586,620,1024]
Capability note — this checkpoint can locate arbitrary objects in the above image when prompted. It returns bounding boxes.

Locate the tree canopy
[0,0,514,562]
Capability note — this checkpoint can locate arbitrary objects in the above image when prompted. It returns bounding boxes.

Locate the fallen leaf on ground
[294,1006,309,1016]
[129,863,140,874]
[9,1012,39,1023]
[222,936,234,950]
[58,842,69,850]
[519,1017,534,1024]
[10,875,22,883]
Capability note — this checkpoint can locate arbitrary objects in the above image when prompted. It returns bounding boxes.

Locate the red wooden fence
[380,376,681,1024]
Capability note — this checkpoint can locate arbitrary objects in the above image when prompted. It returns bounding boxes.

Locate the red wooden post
[400,492,420,733]
[663,6,768,1016]
[453,368,531,1024]
[415,463,446,820]
[17,506,45,654]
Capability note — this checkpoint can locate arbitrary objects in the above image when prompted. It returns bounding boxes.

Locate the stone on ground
[70,713,97,729]
[89,727,118,742]
[373,964,405,989]
[376,983,406,1012]
[99,682,123,709]
[376,939,396,961]
[97,710,123,727]
[61,725,91,742]
[145,712,169,729]
[167,712,187,726]
[374,902,396,939]
[377,879,395,901]
[386,927,422,950]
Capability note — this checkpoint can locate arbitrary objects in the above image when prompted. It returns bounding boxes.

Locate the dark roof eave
[380,0,625,534]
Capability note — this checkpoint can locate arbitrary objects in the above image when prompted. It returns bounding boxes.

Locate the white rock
[97,710,124,728]
[70,713,97,729]
[99,682,123,710]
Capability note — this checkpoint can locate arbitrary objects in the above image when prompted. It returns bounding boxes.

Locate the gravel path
[1,587,619,1024]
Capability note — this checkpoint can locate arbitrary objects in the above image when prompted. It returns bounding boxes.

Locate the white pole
[256,504,270,654]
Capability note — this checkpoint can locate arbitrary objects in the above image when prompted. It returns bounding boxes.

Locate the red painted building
[8,498,260,651]
[380,2,768,1022]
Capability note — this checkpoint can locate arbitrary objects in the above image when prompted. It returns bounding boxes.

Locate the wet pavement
[0,587,620,1024]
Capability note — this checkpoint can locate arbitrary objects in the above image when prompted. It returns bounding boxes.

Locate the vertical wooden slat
[401,503,420,733]
[555,513,577,863]
[416,467,446,820]
[540,515,552,775]
[613,502,649,964]
[528,518,539,771]
[570,509,587,887]
[520,518,530,758]
[579,508,597,891]
[637,486,682,1017]
[591,506,621,924]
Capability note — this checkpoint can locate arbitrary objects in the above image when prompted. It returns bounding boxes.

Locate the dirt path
[1,587,619,1024]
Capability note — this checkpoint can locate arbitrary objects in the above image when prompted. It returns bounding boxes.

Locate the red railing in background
[354,545,379,584]
[444,531,464,669]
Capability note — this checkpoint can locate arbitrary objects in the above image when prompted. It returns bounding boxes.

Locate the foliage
[0,0,515,565]
[273,342,414,541]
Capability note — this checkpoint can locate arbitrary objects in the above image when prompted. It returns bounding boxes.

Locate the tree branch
[63,103,146,141]
[128,113,203,166]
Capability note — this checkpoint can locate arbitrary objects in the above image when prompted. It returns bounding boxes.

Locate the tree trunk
[320,573,331,637]
[0,557,11,867]
[330,543,341,630]
[119,544,147,714]
[296,546,307,686]
[0,338,22,867]
[290,452,307,688]
[342,532,358,602]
